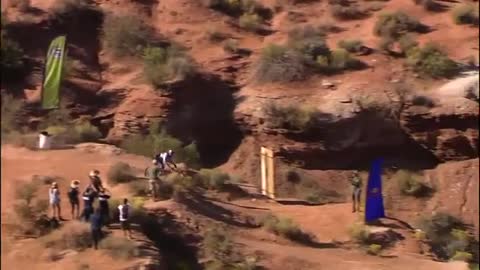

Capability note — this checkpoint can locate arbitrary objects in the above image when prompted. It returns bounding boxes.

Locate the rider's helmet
[89,170,100,177]
[152,159,158,164]
[167,149,173,155]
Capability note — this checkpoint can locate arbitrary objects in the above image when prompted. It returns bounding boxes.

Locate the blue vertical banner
[365,158,385,223]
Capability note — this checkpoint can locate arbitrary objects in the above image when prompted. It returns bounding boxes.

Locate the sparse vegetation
[223,38,239,53]
[452,4,479,26]
[395,170,431,197]
[413,0,444,12]
[418,213,478,261]
[252,44,306,83]
[42,221,91,250]
[107,162,136,185]
[406,43,459,78]
[143,46,195,88]
[412,95,435,107]
[1,94,23,135]
[374,11,424,39]
[327,49,364,71]
[348,222,370,244]
[99,236,140,259]
[102,14,152,57]
[261,214,315,244]
[367,244,382,255]
[398,34,418,55]
[195,169,230,190]
[1,19,25,80]
[330,4,368,20]
[337,39,364,53]
[239,13,262,32]
[262,102,322,132]
[206,28,227,42]
[50,0,93,17]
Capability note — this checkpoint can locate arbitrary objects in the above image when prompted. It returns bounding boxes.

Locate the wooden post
[260,147,275,199]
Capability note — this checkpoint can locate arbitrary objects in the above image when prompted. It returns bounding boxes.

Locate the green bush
[287,25,329,60]
[107,162,136,185]
[262,102,321,132]
[395,170,430,197]
[398,34,418,54]
[452,251,473,262]
[1,31,25,78]
[195,169,230,190]
[99,236,140,259]
[452,4,479,25]
[378,36,395,52]
[337,39,363,53]
[329,49,363,70]
[1,94,23,135]
[206,28,227,42]
[73,122,102,142]
[103,14,152,57]
[348,222,370,244]
[331,4,368,20]
[374,11,424,39]
[239,13,262,32]
[261,214,315,244]
[223,39,239,53]
[206,0,268,18]
[143,46,195,87]
[252,44,306,83]
[406,43,458,78]
[367,244,382,255]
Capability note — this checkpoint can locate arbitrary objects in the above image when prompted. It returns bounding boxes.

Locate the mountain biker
[144,159,162,200]
[155,149,177,172]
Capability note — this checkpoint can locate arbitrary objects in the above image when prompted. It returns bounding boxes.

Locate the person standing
[81,187,95,222]
[89,170,104,194]
[351,171,362,213]
[98,188,111,227]
[68,180,81,220]
[118,198,132,239]
[90,208,103,250]
[49,182,62,220]
[144,159,162,200]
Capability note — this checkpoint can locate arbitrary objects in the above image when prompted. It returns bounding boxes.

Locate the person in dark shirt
[89,170,104,194]
[68,180,80,219]
[90,208,103,249]
[81,187,94,222]
[98,188,111,227]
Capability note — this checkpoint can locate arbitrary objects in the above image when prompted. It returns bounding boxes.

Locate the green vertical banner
[41,35,67,109]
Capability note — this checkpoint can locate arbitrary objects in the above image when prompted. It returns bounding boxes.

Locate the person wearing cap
[89,170,104,194]
[49,182,62,220]
[68,180,81,219]
[144,159,162,200]
[350,171,362,213]
[98,188,111,227]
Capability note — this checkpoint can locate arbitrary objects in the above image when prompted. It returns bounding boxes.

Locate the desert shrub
[103,14,152,57]
[143,46,195,87]
[378,36,394,52]
[398,34,418,54]
[182,142,201,170]
[337,39,363,53]
[73,122,102,142]
[367,244,382,255]
[406,43,458,78]
[374,11,424,39]
[206,28,227,42]
[452,4,479,25]
[411,95,435,107]
[287,25,329,60]
[223,39,239,53]
[99,236,140,259]
[42,221,91,250]
[328,49,363,70]
[348,222,370,244]
[206,0,270,19]
[395,170,430,197]
[120,134,155,157]
[9,0,30,12]
[252,44,306,83]
[261,214,314,244]
[452,251,473,262]
[331,4,368,20]
[262,102,322,132]
[195,169,230,190]
[128,180,149,196]
[413,0,444,12]
[107,162,136,185]
[239,13,262,31]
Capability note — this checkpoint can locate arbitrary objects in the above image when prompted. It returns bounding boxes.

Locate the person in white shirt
[49,182,62,220]
[118,198,132,238]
